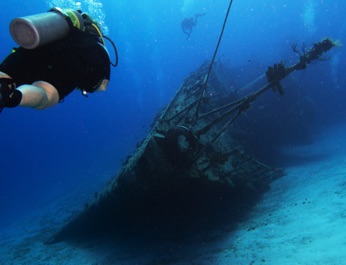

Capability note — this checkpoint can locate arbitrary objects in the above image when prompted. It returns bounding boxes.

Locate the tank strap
[49,7,84,31]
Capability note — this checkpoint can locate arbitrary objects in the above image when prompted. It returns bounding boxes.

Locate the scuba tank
[9,8,84,49]
[9,8,119,69]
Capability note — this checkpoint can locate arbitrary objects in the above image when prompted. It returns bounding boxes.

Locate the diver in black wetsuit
[181,13,206,40]
[0,8,117,112]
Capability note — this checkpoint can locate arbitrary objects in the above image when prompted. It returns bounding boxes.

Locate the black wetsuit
[0,28,110,100]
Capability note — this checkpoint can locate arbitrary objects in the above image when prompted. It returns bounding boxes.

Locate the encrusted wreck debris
[47,38,336,244]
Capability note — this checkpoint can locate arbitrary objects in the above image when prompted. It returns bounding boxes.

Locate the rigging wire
[192,0,234,124]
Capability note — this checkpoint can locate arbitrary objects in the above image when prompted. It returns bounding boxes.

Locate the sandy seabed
[1,127,346,265]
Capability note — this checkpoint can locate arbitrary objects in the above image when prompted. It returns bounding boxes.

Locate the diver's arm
[17,81,60,109]
[1,71,59,110]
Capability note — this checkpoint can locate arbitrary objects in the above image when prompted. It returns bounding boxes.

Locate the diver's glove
[266,63,287,96]
[0,78,22,111]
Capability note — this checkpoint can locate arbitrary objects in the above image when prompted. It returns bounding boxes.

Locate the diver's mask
[82,79,109,96]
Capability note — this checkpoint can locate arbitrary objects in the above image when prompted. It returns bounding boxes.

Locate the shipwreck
[46,38,336,244]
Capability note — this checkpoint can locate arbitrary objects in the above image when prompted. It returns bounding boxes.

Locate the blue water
[0,0,346,257]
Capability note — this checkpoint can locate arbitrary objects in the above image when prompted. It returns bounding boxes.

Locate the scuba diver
[0,8,118,112]
[181,13,206,40]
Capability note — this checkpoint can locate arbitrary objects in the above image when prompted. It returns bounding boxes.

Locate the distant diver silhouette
[181,13,206,40]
